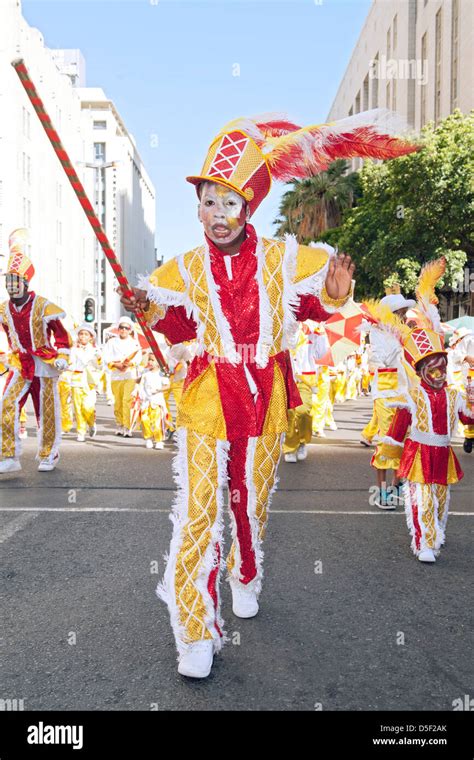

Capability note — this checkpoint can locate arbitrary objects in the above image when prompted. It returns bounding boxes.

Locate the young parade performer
[0,229,71,473]
[137,352,170,449]
[375,259,474,562]
[120,111,418,678]
[68,325,102,442]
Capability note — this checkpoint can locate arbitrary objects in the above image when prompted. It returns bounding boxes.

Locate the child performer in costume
[102,316,142,437]
[137,352,170,449]
[120,110,418,678]
[376,259,474,562]
[0,229,71,473]
[68,324,102,442]
[361,293,416,509]
[283,321,323,462]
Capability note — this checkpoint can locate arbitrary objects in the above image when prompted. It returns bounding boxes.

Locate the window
[393,14,398,50]
[94,142,106,162]
[451,0,459,110]
[56,221,62,245]
[372,54,379,108]
[420,33,428,126]
[93,120,107,130]
[348,106,353,116]
[56,182,62,208]
[435,9,442,123]
[387,27,391,60]
[363,75,369,111]
[355,91,361,113]
[386,81,391,108]
[392,78,397,111]
[27,156,31,185]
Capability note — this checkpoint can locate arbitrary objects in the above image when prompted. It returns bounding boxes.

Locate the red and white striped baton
[12,58,168,373]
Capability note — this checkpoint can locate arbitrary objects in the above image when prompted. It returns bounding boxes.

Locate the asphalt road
[0,396,472,711]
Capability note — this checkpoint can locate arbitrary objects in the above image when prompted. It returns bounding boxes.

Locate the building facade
[0,0,156,339]
[328,0,473,134]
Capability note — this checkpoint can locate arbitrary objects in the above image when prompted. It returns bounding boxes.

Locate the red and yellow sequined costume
[0,292,71,465]
[142,224,338,653]
[378,381,473,555]
[138,111,418,655]
[377,259,474,558]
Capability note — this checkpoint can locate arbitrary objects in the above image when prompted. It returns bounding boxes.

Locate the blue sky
[22,0,372,260]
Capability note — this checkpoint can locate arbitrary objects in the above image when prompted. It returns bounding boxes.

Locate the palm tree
[274,159,360,242]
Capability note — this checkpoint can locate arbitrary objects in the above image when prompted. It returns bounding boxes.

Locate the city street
[1,397,472,711]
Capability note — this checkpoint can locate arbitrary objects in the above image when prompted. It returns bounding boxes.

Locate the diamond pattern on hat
[208,133,249,180]
[412,329,434,354]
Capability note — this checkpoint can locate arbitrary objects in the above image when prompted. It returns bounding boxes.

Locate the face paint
[5,274,25,298]
[419,354,447,389]
[198,182,248,247]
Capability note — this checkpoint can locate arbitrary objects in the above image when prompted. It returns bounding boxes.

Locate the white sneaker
[297,444,307,461]
[328,421,338,431]
[0,458,22,474]
[115,427,124,436]
[76,433,86,442]
[89,424,97,439]
[154,441,164,450]
[122,430,132,438]
[178,641,214,679]
[37,453,59,472]
[145,439,153,449]
[314,429,326,437]
[360,436,372,447]
[230,579,259,618]
[284,452,298,463]
[418,548,436,563]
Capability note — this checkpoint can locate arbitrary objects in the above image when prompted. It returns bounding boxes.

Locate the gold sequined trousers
[402,481,450,556]
[157,428,282,655]
[0,371,61,461]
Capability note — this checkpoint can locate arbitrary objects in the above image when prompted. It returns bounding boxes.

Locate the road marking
[0,507,472,516]
[0,510,39,543]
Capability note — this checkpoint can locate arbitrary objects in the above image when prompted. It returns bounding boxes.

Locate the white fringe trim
[156,427,192,657]
[137,273,186,309]
[202,241,241,365]
[156,430,229,657]
[254,237,273,368]
[282,236,334,350]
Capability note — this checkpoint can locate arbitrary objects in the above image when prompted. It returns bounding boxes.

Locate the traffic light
[83,296,96,323]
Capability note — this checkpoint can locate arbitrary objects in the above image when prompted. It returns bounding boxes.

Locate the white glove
[54,358,69,372]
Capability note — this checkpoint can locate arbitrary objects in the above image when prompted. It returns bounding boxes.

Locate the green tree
[332,110,473,298]
[274,159,360,242]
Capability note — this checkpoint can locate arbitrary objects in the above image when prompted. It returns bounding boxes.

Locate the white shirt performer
[102,316,142,437]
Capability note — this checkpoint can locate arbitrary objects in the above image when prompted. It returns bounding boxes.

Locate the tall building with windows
[328,0,473,135]
[77,88,156,335]
[0,0,156,338]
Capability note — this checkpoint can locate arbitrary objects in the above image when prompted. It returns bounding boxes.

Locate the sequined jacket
[140,224,348,440]
[377,382,474,485]
[0,292,71,381]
